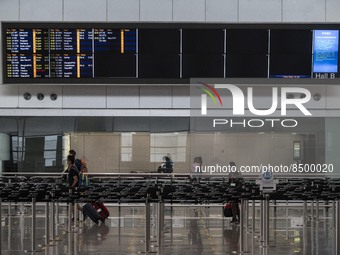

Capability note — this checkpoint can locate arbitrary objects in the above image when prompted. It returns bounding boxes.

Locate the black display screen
[226,54,268,78]
[270,29,312,54]
[182,29,225,54]
[226,29,268,77]
[227,29,268,54]
[270,54,312,78]
[182,54,224,78]
[2,23,340,83]
[182,29,225,78]
[270,29,313,78]
[138,29,180,78]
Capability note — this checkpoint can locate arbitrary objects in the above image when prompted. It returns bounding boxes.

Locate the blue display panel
[49,29,94,78]
[313,30,339,78]
[94,29,136,53]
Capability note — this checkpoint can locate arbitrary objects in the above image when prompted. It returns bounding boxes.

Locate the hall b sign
[198,84,312,129]
[314,73,336,79]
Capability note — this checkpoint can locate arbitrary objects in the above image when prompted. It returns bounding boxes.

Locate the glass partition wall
[0,116,331,174]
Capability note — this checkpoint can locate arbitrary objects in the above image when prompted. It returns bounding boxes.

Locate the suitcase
[92,202,110,222]
[83,203,103,224]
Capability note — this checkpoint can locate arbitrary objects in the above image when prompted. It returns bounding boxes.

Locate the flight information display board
[2,23,340,84]
[4,25,137,82]
[5,28,49,78]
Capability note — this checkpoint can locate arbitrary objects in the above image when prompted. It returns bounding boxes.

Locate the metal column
[315,199,319,222]
[145,196,151,253]
[8,202,11,216]
[55,202,62,241]
[56,202,59,225]
[68,202,72,233]
[118,205,121,245]
[240,199,244,252]
[32,197,37,251]
[157,202,164,254]
[303,201,308,225]
[252,200,256,233]
[51,202,55,240]
[239,199,249,253]
[51,202,56,244]
[335,200,340,255]
[27,197,38,252]
[311,200,314,222]
[73,202,78,231]
[265,196,270,248]
[260,200,264,242]
[245,199,249,232]
[262,195,269,248]
[334,200,336,229]
[0,198,2,255]
[45,201,50,247]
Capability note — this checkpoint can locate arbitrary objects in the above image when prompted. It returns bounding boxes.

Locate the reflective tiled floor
[0,202,337,254]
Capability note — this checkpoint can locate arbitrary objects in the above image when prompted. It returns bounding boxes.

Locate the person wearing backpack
[228,161,244,225]
[78,159,90,189]
[157,155,173,173]
[67,155,79,190]
[67,154,79,222]
[61,149,79,182]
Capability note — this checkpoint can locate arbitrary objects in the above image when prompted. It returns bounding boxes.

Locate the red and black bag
[223,203,233,217]
[92,202,110,222]
[83,203,102,224]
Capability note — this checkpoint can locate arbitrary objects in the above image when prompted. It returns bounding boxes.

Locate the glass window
[11,136,25,163]
[150,132,187,162]
[121,133,133,162]
[44,135,58,166]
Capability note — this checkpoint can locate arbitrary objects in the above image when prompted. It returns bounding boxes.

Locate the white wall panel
[107,86,139,108]
[63,86,106,108]
[283,0,325,22]
[0,85,19,108]
[107,0,140,21]
[326,118,340,173]
[326,0,340,22]
[239,0,282,22]
[173,0,206,21]
[140,0,172,21]
[173,86,190,108]
[20,0,63,21]
[140,86,172,108]
[206,0,238,22]
[18,85,62,108]
[326,86,340,109]
[63,0,107,21]
[0,26,2,85]
[301,86,325,109]
[0,0,19,21]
